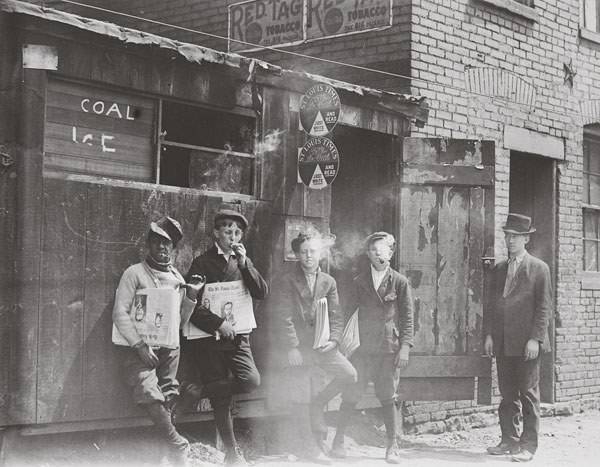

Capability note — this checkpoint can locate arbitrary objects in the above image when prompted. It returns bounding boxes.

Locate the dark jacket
[350,267,414,354]
[185,245,268,334]
[485,252,552,357]
[274,265,344,349]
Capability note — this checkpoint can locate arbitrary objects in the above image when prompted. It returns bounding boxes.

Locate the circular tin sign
[298,137,340,190]
[299,84,341,137]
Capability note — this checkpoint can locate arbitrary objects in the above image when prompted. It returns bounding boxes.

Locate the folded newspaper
[313,297,330,349]
[112,288,180,349]
[339,310,360,357]
[184,280,256,339]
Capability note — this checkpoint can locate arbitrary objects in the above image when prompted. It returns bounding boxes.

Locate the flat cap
[365,231,395,249]
[149,216,183,245]
[214,209,249,230]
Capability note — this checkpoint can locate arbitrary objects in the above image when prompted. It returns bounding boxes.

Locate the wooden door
[396,138,495,403]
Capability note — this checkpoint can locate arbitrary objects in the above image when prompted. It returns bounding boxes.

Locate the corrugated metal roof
[0,0,427,118]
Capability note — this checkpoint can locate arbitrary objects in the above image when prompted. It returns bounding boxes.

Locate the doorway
[509,152,557,403]
[329,126,394,301]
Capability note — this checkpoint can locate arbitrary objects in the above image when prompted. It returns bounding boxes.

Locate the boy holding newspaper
[274,231,357,461]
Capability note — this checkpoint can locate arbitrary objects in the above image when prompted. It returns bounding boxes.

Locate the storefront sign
[299,84,341,136]
[298,136,339,189]
[228,0,393,52]
[228,0,305,52]
[306,0,392,41]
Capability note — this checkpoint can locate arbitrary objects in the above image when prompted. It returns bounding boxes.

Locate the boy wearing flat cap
[112,216,205,465]
[484,213,552,463]
[331,231,413,464]
[184,209,268,466]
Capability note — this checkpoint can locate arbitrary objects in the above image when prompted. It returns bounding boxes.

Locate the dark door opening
[509,152,557,403]
[329,126,394,302]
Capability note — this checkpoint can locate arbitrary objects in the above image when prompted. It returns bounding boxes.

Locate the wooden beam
[401,164,494,186]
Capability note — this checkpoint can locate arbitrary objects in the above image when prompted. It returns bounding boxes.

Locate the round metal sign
[299,84,341,137]
[298,137,340,190]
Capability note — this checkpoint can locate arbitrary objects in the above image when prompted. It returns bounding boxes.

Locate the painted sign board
[299,84,341,136]
[298,136,340,189]
[228,0,393,52]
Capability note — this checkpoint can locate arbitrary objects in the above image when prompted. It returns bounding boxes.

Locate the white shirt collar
[370,264,389,290]
[509,250,527,265]
[216,242,233,261]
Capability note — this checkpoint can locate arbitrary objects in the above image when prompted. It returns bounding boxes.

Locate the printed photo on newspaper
[185,279,256,339]
[112,288,181,348]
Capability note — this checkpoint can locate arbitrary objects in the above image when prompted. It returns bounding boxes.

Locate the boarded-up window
[160,102,256,195]
[44,79,156,181]
[583,125,600,271]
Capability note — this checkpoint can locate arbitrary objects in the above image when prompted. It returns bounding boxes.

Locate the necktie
[503,258,517,297]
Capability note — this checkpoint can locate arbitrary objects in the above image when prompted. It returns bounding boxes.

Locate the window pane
[590,174,600,205]
[584,0,598,31]
[584,209,598,239]
[162,102,255,153]
[584,174,590,204]
[584,240,598,271]
[589,140,600,173]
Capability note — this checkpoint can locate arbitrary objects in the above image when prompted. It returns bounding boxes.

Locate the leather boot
[144,401,190,453]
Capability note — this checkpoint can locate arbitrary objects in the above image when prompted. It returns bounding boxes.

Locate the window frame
[157,98,260,198]
[582,125,600,288]
[476,0,538,21]
[581,0,600,43]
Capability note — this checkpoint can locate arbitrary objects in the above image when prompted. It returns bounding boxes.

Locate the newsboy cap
[365,231,395,249]
[502,213,536,235]
[149,216,183,245]
[214,209,249,230]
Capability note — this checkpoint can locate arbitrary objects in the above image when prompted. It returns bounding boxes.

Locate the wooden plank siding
[0,11,19,426]
[44,80,156,181]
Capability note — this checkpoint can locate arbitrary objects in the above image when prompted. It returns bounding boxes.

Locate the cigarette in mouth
[379,259,385,264]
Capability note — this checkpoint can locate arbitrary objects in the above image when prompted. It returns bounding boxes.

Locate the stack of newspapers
[313,298,330,349]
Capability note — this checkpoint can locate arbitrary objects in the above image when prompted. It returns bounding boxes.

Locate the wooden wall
[0,11,19,427]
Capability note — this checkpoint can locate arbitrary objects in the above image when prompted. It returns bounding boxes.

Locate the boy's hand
[484,335,494,357]
[395,344,410,368]
[524,339,540,361]
[231,243,247,267]
[185,275,206,301]
[218,320,236,340]
[134,341,159,368]
[317,341,337,353]
[288,348,303,366]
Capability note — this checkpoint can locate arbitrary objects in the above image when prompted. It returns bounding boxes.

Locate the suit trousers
[341,352,399,406]
[496,354,541,453]
[185,334,260,408]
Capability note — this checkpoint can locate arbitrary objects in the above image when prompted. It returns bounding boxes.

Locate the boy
[274,232,357,461]
[183,209,268,466]
[331,231,413,464]
[112,216,204,466]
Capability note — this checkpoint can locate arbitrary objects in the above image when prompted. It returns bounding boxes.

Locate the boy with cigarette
[183,209,268,466]
[331,232,414,464]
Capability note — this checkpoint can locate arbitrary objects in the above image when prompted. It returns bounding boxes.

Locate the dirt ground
[2,408,600,467]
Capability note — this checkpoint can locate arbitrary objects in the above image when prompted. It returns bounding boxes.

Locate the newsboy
[112,216,204,465]
[332,231,413,464]
[484,213,552,463]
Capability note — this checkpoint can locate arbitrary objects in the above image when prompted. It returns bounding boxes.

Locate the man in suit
[274,232,357,462]
[331,232,413,464]
[485,213,552,463]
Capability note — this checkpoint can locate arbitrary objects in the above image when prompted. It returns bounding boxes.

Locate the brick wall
[36,0,600,409]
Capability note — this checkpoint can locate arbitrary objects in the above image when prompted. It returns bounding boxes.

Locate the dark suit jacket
[350,267,414,354]
[274,265,344,349]
[185,245,268,334]
[485,252,552,357]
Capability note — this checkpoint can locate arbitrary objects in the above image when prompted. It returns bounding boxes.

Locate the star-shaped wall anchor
[563,59,577,88]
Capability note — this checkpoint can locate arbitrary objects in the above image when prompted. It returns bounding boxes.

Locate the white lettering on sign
[72,126,116,153]
[80,98,136,120]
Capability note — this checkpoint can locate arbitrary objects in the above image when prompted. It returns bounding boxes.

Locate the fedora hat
[502,213,536,234]
[149,216,184,245]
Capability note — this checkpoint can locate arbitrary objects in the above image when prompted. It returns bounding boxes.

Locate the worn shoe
[511,449,534,462]
[487,441,520,455]
[304,450,332,465]
[385,440,402,464]
[224,445,248,467]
